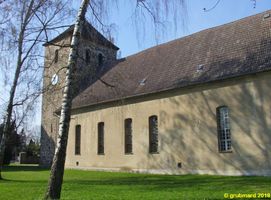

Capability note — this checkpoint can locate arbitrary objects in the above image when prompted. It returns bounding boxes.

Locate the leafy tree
[18,128,26,152]
[1,120,21,165]
[25,139,40,157]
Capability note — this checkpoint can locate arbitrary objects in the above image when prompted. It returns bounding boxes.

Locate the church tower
[40,21,119,167]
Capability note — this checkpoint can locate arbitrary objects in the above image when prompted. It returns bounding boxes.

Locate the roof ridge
[71,9,271,109]
[123,9,271,60]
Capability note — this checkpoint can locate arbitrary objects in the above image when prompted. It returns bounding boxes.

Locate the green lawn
[0,165,270,200]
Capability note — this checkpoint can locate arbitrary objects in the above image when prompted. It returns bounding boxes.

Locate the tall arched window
[75,125,81,155]
[97,122,104,155]
[216,106,232,152]
[124,118,133,154]
[149,115,159,153]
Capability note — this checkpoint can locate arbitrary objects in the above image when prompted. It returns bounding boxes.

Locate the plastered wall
[66,72,271,175]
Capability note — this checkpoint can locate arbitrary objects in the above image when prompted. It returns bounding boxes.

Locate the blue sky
[110,0,271,57]
[1,0,271,128]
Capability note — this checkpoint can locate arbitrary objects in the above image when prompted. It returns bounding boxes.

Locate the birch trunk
[0,0,35,180]
[44,0,90,199]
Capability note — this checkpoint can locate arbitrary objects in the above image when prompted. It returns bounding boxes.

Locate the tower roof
[43,20,119,50]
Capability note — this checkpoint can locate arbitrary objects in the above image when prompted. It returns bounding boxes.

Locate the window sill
[98,153,105,155]
[125,153,134,155]
[149,152,160,154]
[219,150,233,153]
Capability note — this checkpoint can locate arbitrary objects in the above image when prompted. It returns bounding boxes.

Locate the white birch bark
[0,0,35,180]
[45,0,90,199]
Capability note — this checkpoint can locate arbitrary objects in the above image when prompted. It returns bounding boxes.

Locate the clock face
[51,74,59,85]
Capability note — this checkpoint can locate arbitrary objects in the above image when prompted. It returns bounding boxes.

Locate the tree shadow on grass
[0,178,47,184]
[0,165,49,183]
[62,174,271,191]
[3,165,49,172]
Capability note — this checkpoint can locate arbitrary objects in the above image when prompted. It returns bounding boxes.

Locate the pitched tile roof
[44,20,119,50]
[72,10,271,110]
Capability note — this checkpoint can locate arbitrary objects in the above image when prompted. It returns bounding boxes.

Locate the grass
[0,165,270,200]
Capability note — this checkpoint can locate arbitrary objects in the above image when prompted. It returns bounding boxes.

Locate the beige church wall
[65,72,271,175]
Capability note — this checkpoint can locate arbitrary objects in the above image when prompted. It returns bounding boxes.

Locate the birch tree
[45,0,186,199]
[0,0,72,179]
[45,0,90,199]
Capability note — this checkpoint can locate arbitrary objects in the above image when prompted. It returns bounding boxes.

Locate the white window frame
[217,106,232,152]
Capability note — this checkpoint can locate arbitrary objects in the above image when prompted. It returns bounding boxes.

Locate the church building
[41,11,271,176]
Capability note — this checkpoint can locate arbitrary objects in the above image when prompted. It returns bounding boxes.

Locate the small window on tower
[85,49,91,64]
[54,49,59,63]
[98,53,104,67]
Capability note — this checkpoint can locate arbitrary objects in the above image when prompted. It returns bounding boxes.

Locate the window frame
[149,115,159,154]
[216,106,232,153]
[97,122,105,155]
[124,118,133,154]
[75,125,81,155]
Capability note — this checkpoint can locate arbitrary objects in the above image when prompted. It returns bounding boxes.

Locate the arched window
[149,115,159,153]
[85,49,91,64]
[216,106,232,152]
[98,53,104,67]
[97,122,104,155]
[54,49,59,63]
[75,125,81,155]
[124,118,133,154]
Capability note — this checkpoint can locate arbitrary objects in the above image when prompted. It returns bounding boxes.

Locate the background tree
[0,120,21,165]
[25,139,40,157]
[0,0,73,180]
[0,122,3,142]
[18,128,27,152]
